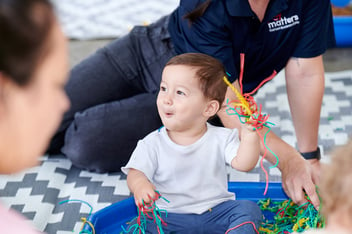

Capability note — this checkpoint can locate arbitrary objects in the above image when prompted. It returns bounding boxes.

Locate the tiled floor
[323,47,352,71]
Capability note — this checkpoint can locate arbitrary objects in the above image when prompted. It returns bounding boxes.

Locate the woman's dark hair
[183,0,211,24]
[166,53,227,106]
[0,0,55,86]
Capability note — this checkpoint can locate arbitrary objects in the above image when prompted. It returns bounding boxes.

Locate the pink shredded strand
[239,53,245,94]
[225,221,259,234]
[256,129,269,195]
[232,53,277,196]
[246,70,277,96]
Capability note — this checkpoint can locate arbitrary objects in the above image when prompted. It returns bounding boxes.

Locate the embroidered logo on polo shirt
[267,14,300,32]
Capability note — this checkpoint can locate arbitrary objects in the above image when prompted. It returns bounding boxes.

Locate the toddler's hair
[166,53,228,106]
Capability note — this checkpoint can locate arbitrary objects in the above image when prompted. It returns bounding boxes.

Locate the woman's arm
[285,55,324,157]
[285,54,325,192]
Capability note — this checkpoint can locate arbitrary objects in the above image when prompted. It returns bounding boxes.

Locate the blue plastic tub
[332,0,351,7]
[334,16,352,47]
[82,182,288,234]
[331,0,352,47]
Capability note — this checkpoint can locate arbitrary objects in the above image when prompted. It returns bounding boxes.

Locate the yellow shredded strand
[223,76,252,116]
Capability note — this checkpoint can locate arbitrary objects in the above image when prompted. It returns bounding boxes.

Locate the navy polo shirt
[168,0,336,93]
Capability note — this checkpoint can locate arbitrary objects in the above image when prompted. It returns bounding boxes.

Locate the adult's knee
[62,125,124,173]
[62,93,162,173]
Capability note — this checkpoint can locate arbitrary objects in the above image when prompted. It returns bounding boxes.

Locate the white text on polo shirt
[267,15,300,32]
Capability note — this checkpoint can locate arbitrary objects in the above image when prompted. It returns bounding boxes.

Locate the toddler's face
[157,65,209,132]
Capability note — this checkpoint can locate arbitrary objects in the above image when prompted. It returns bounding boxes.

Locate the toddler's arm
[127,168,157,207]
[231,123,260,171]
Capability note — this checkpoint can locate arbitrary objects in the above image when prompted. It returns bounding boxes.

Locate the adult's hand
[280,154,321,210]
[307,158,321,185]
[284,55,324,209]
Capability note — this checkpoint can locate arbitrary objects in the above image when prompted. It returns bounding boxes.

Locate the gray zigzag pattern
[0,71,351,233]
[254,72,352,154]
[51,0,179,39]
[0,157,130,232]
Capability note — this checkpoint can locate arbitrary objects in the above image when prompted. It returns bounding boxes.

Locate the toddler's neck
[167,124,208,146]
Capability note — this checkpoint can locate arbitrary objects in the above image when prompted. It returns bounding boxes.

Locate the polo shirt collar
[226,0,253,17]
[225,0,289,18]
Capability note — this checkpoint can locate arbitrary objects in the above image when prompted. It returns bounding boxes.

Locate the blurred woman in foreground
[0,0,70,232]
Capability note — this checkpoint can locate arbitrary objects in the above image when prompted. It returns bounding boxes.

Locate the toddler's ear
[204,100,219,117]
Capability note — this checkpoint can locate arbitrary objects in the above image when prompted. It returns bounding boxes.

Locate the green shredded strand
[122,192,169,234]
[262,127,279,169]
[59,199,93,216]
[225,99,279,169]
[258,198,325,233]
[59,199,95,234]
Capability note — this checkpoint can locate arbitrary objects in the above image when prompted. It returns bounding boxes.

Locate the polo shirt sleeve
[172,0,239,82]
[292,0,336,58]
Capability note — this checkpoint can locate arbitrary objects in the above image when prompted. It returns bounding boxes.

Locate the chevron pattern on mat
[51,0,179,40]
[0,70,351,233]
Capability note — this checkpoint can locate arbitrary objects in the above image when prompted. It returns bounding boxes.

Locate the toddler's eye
[176,90,185,96]
[160,86,167,92]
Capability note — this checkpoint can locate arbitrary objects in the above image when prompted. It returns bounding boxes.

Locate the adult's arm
[285,55,325,182]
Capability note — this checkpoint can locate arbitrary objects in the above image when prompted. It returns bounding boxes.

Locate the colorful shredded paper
[258,198,324,233]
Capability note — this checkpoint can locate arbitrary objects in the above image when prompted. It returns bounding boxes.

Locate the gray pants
[48,15,176,172]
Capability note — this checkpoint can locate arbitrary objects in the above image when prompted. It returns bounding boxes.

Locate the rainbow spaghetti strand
[258,197,324,233]
[225,221,260,234]
[122,191,169,234]
[58,199,96,234]
[224,53,279,195]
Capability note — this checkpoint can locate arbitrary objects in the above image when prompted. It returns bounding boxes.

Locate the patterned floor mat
[51,0,179,40]
[0,70,351,233]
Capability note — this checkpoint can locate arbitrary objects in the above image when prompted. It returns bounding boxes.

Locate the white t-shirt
[122,123,240,214]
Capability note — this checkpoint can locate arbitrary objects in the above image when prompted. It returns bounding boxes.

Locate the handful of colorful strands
[258,198,325,233]
[122,191,169,234]
[122,196,324,234]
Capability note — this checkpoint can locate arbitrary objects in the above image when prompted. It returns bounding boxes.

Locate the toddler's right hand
[133,183,157,208]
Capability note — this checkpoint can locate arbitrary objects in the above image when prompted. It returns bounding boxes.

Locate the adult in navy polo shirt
[48,0,334,209]
[169,0,335,92]
[168,0,334,210]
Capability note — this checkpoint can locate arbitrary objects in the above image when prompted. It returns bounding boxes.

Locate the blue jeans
[48,15,176,172]
[129,200,263,234]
